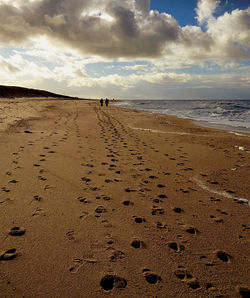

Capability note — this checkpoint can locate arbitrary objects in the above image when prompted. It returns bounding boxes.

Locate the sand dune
[0,98,249,297]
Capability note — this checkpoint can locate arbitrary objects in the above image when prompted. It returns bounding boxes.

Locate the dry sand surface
[0,98,249,297]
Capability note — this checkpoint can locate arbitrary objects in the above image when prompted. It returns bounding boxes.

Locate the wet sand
[0,98,249,297]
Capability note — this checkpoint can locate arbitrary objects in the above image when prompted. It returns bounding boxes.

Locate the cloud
[0,0,249,62]
[195,0,220,25]
[0,0,180,58]
[65,71,192,90]
[0,0,249,101]
[0,58,20,73]
[44,14,67,26]
[207,7,250,48]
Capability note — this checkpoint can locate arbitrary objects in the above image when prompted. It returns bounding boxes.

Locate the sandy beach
[0,98,249,297]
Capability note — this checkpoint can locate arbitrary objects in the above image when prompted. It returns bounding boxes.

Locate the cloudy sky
[0,0,249,99]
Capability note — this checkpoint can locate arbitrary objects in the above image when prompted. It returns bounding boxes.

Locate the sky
[0,0,249,99]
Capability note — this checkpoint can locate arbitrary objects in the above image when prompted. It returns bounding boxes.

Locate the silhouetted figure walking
[105,98,109,107]
[100,98,104,107]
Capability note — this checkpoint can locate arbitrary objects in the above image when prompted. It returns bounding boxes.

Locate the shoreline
[0,99,249,297]
[113,100,250,135]
[193,120,250,135]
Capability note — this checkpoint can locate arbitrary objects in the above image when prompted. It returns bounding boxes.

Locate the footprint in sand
[210,215,223,223]
[139,188,151,193]
[82,256,97,264]
[95,206,107,214]
[215,250,232,263]
[66,231,75,241]
[182,167,193,171]
[77,197,89,203]
[133,216,146,223]
[174,268,200,290]
[185,227,199,235]
[125,188,137,193]
[109,250,125,262]
[157,184,165,188]
[44,185,52,190]
[158,194,167,199]
[86,164,94,168]
[179,189,190,194]
[151,206,164,215]
[168,242,185,253]
[38,176,47,181]
[142,269,162,284]
[32,207,44,217]
[69,258,84,273]
[123,200,134,206]
[9,227,26,236]
[90,187,100,191]
[173,207,184,213]
[2,187,10,193]
[100,274,127,291]
[33,195,43,201]
[210,197,221,202]
[242,224,250,231]
[131,239,146,249]
[155,222,168,229]
[96,195,111,201]
[105,179,113,183]
[79,211,89,219]
[0,198,11,204]
[102,219,113,228]
[81,177,91,183]
[106,238,114,245]
[216,209,228,215]
[238,287,250,298]
[0,249,18,261]
[8,180,18,184]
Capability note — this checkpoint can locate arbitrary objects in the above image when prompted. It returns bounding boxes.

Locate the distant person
[105,98,109,107]
[100,98,104,107]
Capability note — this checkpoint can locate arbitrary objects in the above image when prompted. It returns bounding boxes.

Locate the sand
[0,98,249,297]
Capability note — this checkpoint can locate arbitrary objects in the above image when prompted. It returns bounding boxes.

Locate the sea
[113,99,250,133]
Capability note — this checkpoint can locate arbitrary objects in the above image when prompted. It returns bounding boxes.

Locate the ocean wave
[113,99,250,131]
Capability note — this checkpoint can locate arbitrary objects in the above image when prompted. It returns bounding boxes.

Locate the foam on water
[114,99,250,133]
